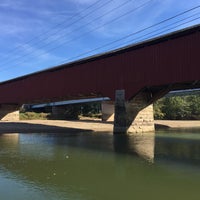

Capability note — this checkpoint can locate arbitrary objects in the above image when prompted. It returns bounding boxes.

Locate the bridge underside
[1,81,199,135]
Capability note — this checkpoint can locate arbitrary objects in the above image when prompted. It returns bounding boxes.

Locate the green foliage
[154,98,165,119]
[20,112,49,120]
[162,96,190,120]
[154,94,200,120]
[187,95,200,119]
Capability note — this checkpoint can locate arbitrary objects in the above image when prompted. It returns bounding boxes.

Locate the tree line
[154,94,200,120]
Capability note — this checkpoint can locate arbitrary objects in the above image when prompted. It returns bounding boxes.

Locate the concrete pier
[113,90,155,134]
[113,90,127,133]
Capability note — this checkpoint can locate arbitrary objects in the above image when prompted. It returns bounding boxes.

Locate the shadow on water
[0,121,155,162]
[0,129,156,161]
[2,127,200,166]
[0,122,92,134]
[1,129,200,199]
[34,132,155,162]
[0,132,156,200]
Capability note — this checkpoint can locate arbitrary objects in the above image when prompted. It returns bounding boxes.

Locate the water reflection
[0,132,156,200]
[113,134,155,162]
[0,133,19,145]
[0,131,200,200]
[155,130,200,165]
[3,132,153,161]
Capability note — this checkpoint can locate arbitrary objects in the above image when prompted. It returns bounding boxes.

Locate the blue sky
[0,0,200,81]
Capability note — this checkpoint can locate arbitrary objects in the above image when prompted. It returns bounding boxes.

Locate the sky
[0,0,200,82]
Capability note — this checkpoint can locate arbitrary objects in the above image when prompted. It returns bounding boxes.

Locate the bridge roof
[1,23,200,86]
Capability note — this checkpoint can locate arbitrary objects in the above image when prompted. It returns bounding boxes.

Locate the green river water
[0,129,200,200]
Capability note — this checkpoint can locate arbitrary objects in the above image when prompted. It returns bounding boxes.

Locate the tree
[154,98,165,119]
[187,94,200,119]
[153,94,200,120]
[161,96,190,120]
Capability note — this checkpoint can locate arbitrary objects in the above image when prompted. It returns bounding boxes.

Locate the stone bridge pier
[0,104,20,121]
[113,90,155,134]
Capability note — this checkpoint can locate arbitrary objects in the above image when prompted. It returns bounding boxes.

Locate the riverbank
[155,120,200,129]
[0,120,200,133]
[0,119,113,133]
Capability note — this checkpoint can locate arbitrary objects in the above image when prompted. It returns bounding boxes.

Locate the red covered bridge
[0,24,200,134]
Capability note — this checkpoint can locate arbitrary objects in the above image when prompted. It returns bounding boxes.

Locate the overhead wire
[0,0,152,69]
[59,12,200,63]
[127,15,200,45]
[33,5,200,65]
[106,16,200,55]
[98,12,200,55]
[0,0,112,59]
[0,0,134,67]
[0,3,200,76]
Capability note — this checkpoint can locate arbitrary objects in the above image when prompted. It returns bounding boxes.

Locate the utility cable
[0,0,152,68]
[61,15,200,63]
[31,5,200,66]
[0,0,133,66]
[1,3,200,74]
[0,0,112,59]
[107,18,200,56]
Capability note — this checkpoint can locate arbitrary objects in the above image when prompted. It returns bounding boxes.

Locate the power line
[128,16,200,45]
[21,0,116,48]
[29,5,200,65]
[0,0,152,68]
[103,12,200,52]
[109,17,200,53]
[1,4,200,76]
[0,0,133,67]
[0,0,112,59]
[59,14,200,63]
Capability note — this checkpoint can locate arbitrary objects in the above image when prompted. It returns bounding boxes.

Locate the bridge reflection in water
[0,132,155,162]
[0,131,200,200]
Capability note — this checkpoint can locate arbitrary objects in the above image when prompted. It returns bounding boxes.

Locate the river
[0,128,200,200]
